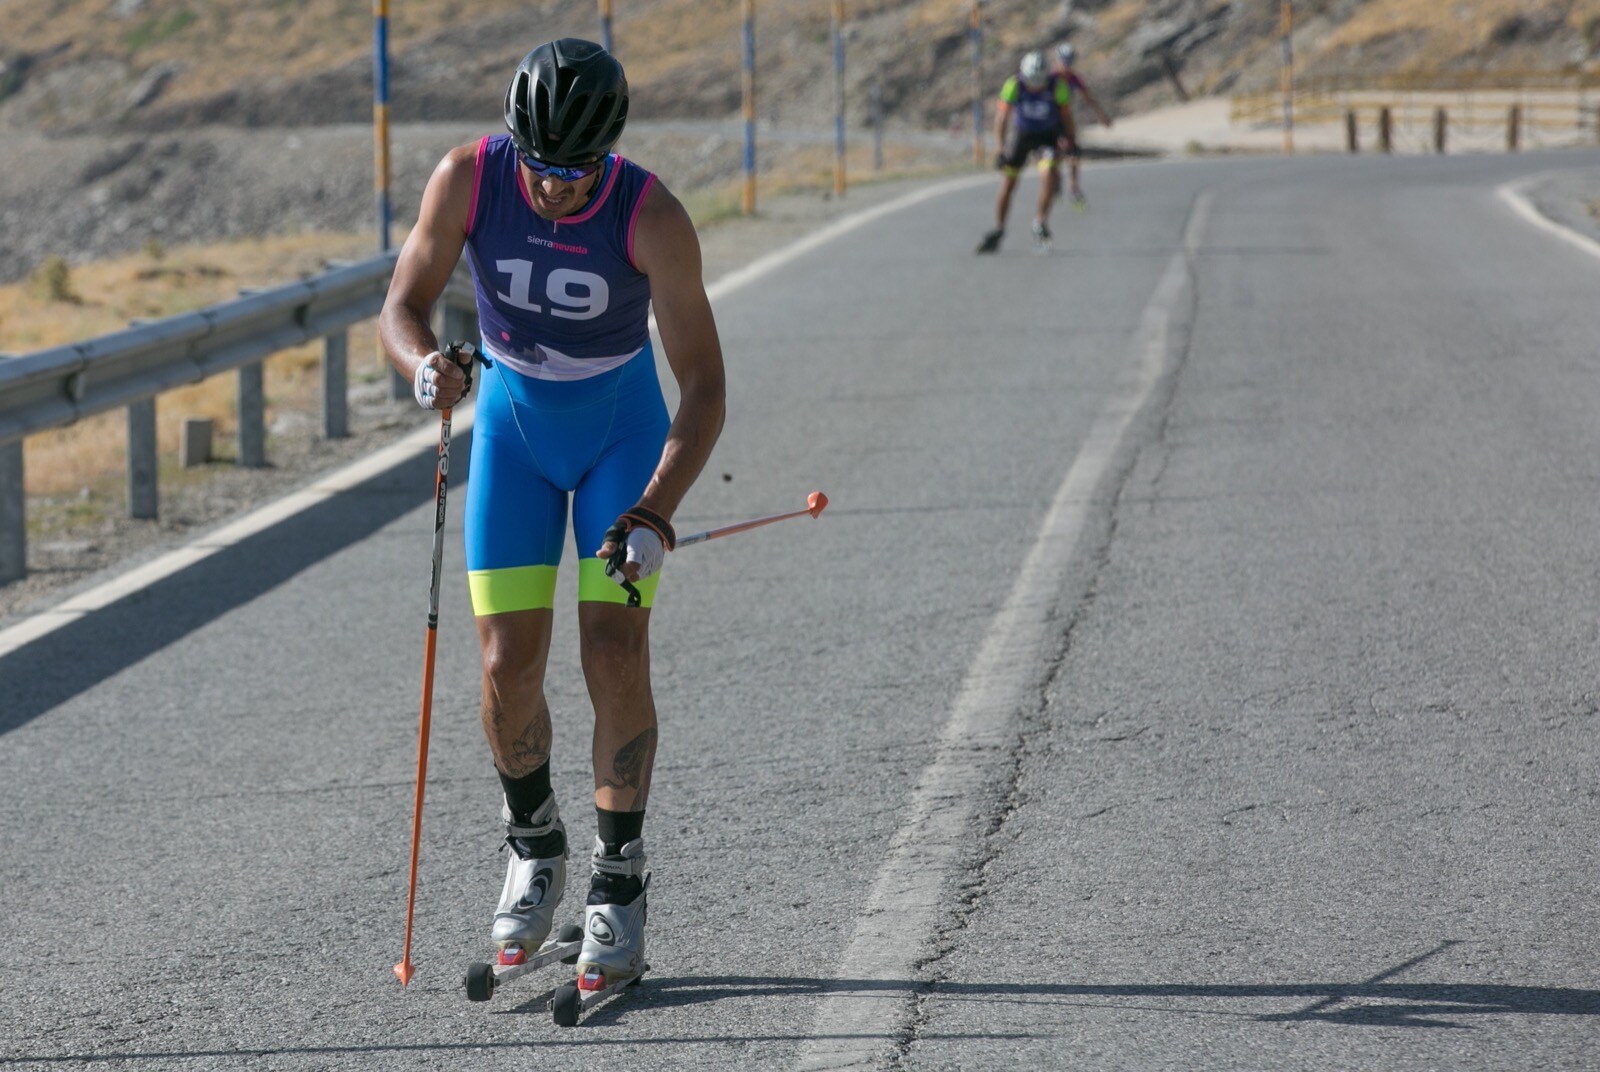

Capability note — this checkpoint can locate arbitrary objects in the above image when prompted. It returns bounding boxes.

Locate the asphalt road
[3,149,1599,1071]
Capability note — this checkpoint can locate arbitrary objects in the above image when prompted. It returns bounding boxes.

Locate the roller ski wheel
[551,963,649,1027]
[462,922,584,1003]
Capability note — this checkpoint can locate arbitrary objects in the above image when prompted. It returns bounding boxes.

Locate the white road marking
[1497,173,1600,264]
[0,172,990,660]
[794,192,1212,1072]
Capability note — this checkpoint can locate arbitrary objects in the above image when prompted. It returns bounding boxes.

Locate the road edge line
[1496,172,1600,264]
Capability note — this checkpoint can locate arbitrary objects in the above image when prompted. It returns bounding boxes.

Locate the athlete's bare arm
[609,180,726,532]
[993,101,1012,159]
[378,144,477,408]
[1078,81,1113,128]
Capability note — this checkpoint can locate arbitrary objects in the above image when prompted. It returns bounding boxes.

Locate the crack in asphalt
[887,192,1208,1069]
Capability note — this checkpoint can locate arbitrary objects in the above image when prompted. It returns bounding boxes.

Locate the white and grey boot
[576,836,649,990]
[491,794,567,965]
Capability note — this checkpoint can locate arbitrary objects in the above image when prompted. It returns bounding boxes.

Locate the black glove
[444,341,477,393]
[994,151,1008,171]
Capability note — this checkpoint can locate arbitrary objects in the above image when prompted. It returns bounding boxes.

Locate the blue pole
[742,0,756,214]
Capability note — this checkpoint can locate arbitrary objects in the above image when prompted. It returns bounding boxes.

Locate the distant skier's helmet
[504,38,629,167]
[1056,43,1077,67]
[1019,51,1050,90]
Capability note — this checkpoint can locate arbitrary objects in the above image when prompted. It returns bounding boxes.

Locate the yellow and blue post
[375,0,405,397]
[970,2,984,165]
[599,0,614,54]
[833,1,846,198]
[742,0,757,215]
[1280,0,1294,154]
[374,0,392,249]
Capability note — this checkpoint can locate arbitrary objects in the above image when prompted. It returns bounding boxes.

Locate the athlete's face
[521,163,604,221]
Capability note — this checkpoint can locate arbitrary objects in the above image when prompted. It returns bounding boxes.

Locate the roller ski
[975,228,1004,255]
[464,796,577,1003]
[551,837,650,1026]
[1070,186,1088,212]
[1031,219,1053,254]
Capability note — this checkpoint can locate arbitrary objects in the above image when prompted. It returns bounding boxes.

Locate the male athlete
[1049,42,1114,211]
[379,38,725,991]
[976,51,1076,254]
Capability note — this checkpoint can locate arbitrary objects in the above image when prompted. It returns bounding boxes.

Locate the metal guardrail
[0,252,479,583]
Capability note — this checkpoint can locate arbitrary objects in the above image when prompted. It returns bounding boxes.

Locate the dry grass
[1324,0,1600,60]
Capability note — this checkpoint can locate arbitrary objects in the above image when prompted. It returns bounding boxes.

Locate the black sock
[499,764,563,858]
[499,763,552,819]
[595,807,644,855]
[590,807,645,905]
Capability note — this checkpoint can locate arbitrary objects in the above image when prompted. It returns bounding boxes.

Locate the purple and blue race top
[463,134,657,381]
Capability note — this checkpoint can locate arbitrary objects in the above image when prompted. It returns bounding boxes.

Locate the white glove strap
[412,353,442,410]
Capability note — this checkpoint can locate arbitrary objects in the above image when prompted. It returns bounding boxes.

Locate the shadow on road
[0,434,470,739]
[10,967,1596,1064]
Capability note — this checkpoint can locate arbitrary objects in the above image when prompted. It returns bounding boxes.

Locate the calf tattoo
[603,728,657,798]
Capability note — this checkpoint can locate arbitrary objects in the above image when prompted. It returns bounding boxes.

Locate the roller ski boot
[1070,186,1088,212]
[1031,219,1053,253]
[464,796,581,1003]
[975,228,1004,254]
[551,837,650,1026]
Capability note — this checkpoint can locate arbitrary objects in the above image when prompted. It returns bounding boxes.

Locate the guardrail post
[128,397,158,519]
[0,441,23,583]
[323,330,349,439]
[1345,109,1358,153]
[238,362,266,468]
[1433,106,1447,153]
[1378,106,1392,152]
[1507,104,1520,151]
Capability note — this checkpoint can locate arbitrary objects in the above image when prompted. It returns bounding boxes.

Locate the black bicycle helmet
[504,38,629,167]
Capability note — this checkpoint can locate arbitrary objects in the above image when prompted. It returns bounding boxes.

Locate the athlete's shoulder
[999,75,1020,101]
[628,175,699,275]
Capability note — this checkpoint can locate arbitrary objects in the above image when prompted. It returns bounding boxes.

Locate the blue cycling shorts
[464,346,669,614]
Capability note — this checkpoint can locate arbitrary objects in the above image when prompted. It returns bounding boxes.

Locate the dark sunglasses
[519,153,601,182]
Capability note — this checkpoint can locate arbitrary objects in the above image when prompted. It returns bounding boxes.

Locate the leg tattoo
[486,697,553,778]
[601,728,657,802]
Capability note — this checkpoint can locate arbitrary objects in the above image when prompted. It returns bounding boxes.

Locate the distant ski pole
[394,402,455,987]
[676,491,828,547]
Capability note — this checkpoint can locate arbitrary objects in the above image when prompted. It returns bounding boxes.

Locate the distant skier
[977,51,1078,254]
[379,38,725,993]
[1049,42,1114,211]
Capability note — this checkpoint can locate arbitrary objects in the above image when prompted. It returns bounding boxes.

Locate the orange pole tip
[807,491,828,517]
[394,961,415,986]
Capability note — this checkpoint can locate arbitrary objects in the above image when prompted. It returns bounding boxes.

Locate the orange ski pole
[394,403,455,987]
[675,491,828,547]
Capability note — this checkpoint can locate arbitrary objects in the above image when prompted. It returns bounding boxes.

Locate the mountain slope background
[4,0,1599,136]
[1,0,1598,286]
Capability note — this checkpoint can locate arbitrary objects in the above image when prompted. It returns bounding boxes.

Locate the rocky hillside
[1,1,1597,288]
[3,0,1598,137]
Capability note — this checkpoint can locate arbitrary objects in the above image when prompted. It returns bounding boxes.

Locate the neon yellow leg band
[578,557,660,608]
[468,565,558,615]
